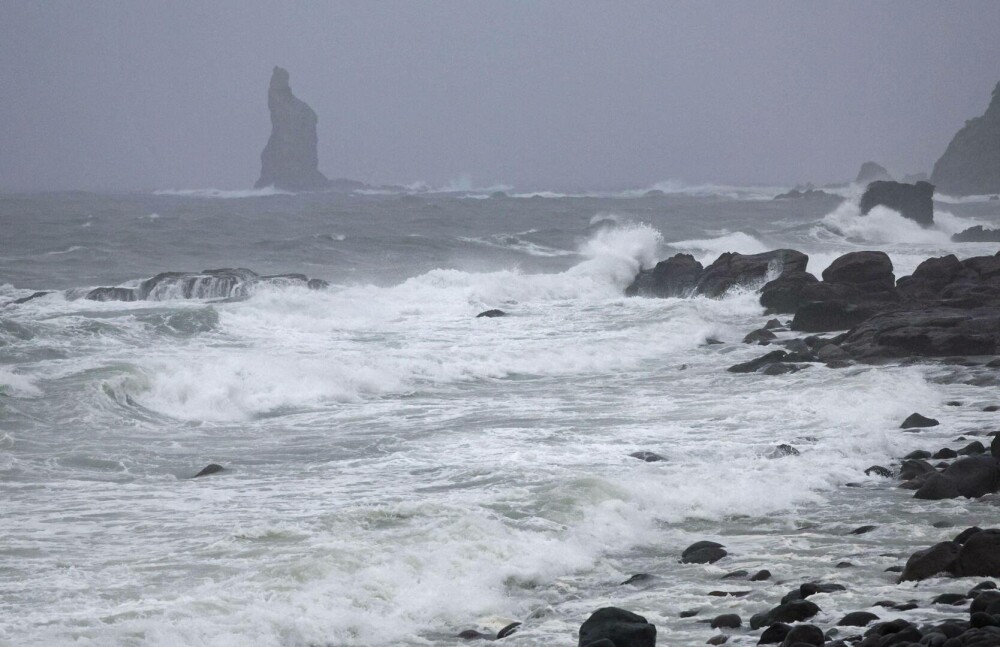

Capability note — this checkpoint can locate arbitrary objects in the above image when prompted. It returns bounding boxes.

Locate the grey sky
[1,1,999,192]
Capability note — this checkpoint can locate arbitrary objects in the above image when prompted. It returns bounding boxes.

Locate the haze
[2,1,999,192]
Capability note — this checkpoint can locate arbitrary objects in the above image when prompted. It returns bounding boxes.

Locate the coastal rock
[913,473,961,500]
[838,611,879,627]
[895,254,964,299]
[779,624,824,646]
[942,455,1000,497]
[84,268,328,302]
[790,300,873,333]
[625,253,703,298]
[758,623,791,644]
[751,600,820,628]
[773,188,838,200]
[193,464,224,478]
[820,251,895,290]
[900,541,960,581]
[931,81,1000,196]
[695,249,808,298]
[901,413,939,429]
[760,271,819,314]
[476,309,507,318]
[859,180,935,226]
[629,451,665,463]
[255,67,329,191]
[578,607,656,647]
[952,225,1000,243]
[856,162,892,184]
[837,302,1000,358]
[955,529,1000,577]
[743,328,777,345]
[710,614,741,629]
[680,541,727,564]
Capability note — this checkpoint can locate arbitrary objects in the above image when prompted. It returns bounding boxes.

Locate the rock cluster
[859,180,935,226]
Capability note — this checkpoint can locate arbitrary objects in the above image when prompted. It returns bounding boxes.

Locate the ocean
[1,183,999,646]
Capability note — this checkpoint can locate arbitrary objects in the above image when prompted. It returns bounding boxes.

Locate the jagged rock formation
[931,82,1000,196]
[855,162,892,184]
[255,67,329,191]
[625,250,807,299]
[860,180,935,226]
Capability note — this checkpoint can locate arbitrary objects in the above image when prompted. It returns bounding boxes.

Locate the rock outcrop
[952,225,1000,243]
[859,180,935,226]
[83,268,329,302]
[855,161,892,184]
[255,67,329,191]
[931,82,1000,196]
[625,250,807,299]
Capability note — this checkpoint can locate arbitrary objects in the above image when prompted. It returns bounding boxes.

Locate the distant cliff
[931,82,1000,196]
[255,67,329,191]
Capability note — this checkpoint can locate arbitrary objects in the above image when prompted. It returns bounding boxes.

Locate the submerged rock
[255,66,329,191]
[931,81,1000,196]
[900,541,960,581]
[476,309,507,318]
[680,540,727,564]
[901,413,939,429]
[84,268,328,302]
[193,464,224,478]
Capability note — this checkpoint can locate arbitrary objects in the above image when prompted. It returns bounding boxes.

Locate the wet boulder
[760,271,819,314]
[625,253,703,298]
[838,611,879,627]
[900,413,939,429]
[476,309,507,318]
[942,456,1000,497]
[578,607,656,647]
[900,541,961,582]
[695,249,808,298]
[896,254,964,299]
[821,251,895,291]
[914,474,961,500]
[956,530,1000,578]
[680,540,727,564]
[193,464,225,478]
[859,180,935,226]
[779,623,824,646]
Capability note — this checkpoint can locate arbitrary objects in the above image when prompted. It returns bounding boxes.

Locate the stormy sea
[1,183,999,647]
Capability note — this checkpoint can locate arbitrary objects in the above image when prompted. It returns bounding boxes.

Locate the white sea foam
[668,231,771,266]
[153,187,293,199]
[0,367,42,397]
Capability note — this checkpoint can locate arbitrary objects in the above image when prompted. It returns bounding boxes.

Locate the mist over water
[2,186,999,646]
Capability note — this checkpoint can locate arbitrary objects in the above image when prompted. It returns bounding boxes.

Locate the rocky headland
[931,82,1000,196]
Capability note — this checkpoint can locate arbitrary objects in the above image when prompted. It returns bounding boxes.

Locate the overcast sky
[1,1,999,192]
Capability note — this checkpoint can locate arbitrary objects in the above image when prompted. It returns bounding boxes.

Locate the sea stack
[931,82,1000,196]
[855,161,892,184]
[255,66,329,191]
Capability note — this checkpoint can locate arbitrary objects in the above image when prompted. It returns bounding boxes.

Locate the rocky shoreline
[459,246,1000,646]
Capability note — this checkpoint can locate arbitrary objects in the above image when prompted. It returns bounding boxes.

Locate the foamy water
[1,188,999,646]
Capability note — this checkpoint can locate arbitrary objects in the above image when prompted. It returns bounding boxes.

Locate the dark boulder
[821,251,895,290]
[836,303,1000,358]
[760,600,820,627]
[760,271,819,314]
[710,614,741,629]
[942,456,1000,497]
[913,474,961,500]
[695,250,808,298]
[758,623,792,644]
[681,541,727,564]
[900,541,961,581]
[865,465,893,478]
[750,569,772,581]
[931,81,1000,196]
[779,624,824,646]
[578,607,656,647]
[727,350,789,374]
[838,611,879,627]
[859,180,935,226]
[193,463,224,478]
[476,309,507,318]
[744,328,778,345]
[255,66,329,190]
[625,254,703,298]
[496,622,521,639]
[901,413,940,429]
[790,300,873,333]
[896,255,965,299]
[856,162,892,184]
